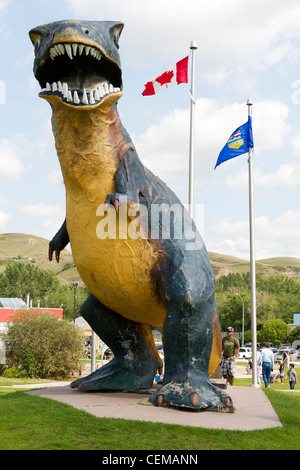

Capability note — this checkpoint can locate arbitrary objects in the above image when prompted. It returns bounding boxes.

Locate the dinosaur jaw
[36,42,123,108]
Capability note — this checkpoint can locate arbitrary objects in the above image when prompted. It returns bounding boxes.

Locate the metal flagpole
[188,41,197,219]
[247,99,259,387]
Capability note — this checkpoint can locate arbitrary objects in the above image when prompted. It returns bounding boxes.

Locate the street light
[73,281,79,323]
[235,293,245,346]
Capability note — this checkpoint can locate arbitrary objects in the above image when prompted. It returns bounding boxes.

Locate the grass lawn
[0,374,300,451]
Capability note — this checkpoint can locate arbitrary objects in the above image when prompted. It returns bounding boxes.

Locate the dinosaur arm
[104,146,144,214]
[49,218,69,263]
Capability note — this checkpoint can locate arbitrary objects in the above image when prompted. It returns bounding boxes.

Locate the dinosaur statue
[29,20,232,410]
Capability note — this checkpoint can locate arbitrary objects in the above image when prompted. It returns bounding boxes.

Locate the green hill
[0,233,80,283]
[0,233,299,284]
[208,252,300,279]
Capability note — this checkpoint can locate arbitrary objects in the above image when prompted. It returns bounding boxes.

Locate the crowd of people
[221,328,298,390]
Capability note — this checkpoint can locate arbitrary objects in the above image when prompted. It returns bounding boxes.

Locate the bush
[0,310,84,379]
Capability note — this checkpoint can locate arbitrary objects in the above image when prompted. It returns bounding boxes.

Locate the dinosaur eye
[113,29,120,49]
[34,38,41,55]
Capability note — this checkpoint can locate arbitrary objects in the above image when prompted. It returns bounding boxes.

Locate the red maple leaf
[156,70,174,86]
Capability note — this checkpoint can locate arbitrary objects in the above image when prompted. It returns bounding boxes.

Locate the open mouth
[37,42,122,107]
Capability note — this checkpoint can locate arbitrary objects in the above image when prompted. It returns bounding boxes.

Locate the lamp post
[73,281,79,323]
[235,293,244,346]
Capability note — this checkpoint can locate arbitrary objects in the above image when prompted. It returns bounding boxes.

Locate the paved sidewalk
[27,382,282,431]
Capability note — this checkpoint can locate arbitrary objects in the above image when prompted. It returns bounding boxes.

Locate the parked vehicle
[236,347,252,359]
[274,349,298,364]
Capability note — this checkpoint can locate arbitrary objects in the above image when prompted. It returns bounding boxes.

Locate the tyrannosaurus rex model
[29,19,232,410]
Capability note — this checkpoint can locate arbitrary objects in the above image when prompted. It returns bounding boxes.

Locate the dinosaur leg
[149,256,232,411]
[70,294,162,391]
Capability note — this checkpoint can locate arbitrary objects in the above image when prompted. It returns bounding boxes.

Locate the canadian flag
[142,56,189,96]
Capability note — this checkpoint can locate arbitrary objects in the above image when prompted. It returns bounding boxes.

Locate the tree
[257,319,291,347]
[0,262,59,301]
[1,310,84,379]
[0,262,89,321]
[288,326,300,347]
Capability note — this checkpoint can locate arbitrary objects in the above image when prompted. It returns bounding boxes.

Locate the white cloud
[48,170,63,186]
[66,0,300,82]
[0,0,12,12]
[0,138,24,180]
[0,208,11,230]
[134,98,291,183]
[226,164,300,190]
[207,210,300,259]
[21,203,64,219]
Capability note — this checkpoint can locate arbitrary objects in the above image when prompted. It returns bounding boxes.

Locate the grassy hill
[0,233,80,283]
[209,252,300,279]
[0,233,299,284]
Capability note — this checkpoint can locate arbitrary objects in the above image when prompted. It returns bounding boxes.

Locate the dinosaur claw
[190,392,199,406]
[157,394,164,407]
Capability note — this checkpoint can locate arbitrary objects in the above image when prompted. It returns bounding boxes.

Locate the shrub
[0,310,84,379]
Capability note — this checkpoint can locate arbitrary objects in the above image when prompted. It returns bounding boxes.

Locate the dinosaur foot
[149,379,233,411]
[70,359,156,392]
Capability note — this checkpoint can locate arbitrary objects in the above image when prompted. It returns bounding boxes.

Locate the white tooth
[79,44,85,55]
[62,83,68,98]
[58,81,63,92]
[114,87,120,93]
[85,46,91,55]
[82,89,88,105]
[94,88,100,100]
[52,82,58,92]
[96,51,102,60]
[89,91,95,104]
[67,90,73,102]
[103,83,109,94]
[98,85,104,97]
[65,44,73,60]
[46,82,51,91]
[72,44,78,56]
[109,84,114,93]
[73,90,80,104]
[57,44,65,55]
[50,47,58,57]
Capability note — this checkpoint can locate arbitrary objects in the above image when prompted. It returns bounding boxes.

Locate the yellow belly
[67,196,166,329]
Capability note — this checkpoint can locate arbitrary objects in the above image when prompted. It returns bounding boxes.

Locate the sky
[0,0,300,261]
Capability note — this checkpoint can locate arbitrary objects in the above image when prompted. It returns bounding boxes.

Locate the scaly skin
[29,20,232,410]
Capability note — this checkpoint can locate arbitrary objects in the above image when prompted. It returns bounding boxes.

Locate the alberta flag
[214,116,254,169]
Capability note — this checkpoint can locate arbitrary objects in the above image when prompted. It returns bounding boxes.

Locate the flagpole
[247,99,258,388]
[188,41,197,219]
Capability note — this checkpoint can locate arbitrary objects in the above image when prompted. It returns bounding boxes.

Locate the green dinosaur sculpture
[29,20,232,410]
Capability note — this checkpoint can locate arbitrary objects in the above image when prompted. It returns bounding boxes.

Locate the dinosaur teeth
[49,43,102,61]
[40,80,121,105]
[73,90,80,104]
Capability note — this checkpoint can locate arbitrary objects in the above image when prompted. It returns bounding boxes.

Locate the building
[0,298,64,364]
[0,298,63,323]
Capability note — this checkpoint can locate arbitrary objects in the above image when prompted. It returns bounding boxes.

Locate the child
[284,363,298,390]
[279,362,284,384]
[257,363,262,386]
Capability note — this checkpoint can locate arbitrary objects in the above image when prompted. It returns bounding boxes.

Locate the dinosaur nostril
[85,29,89,35]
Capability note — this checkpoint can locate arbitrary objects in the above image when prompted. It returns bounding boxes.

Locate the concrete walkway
[1,363,282,430]
[27,383,282,431]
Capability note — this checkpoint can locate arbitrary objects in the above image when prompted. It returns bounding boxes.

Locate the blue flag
[214,116,254,169]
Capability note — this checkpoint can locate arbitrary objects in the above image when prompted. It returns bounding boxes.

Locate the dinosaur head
[29,20,124,109]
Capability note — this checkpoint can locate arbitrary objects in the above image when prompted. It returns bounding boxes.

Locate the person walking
[221,326,240,386]
[258,342,274,389]
[284,363,297,390]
